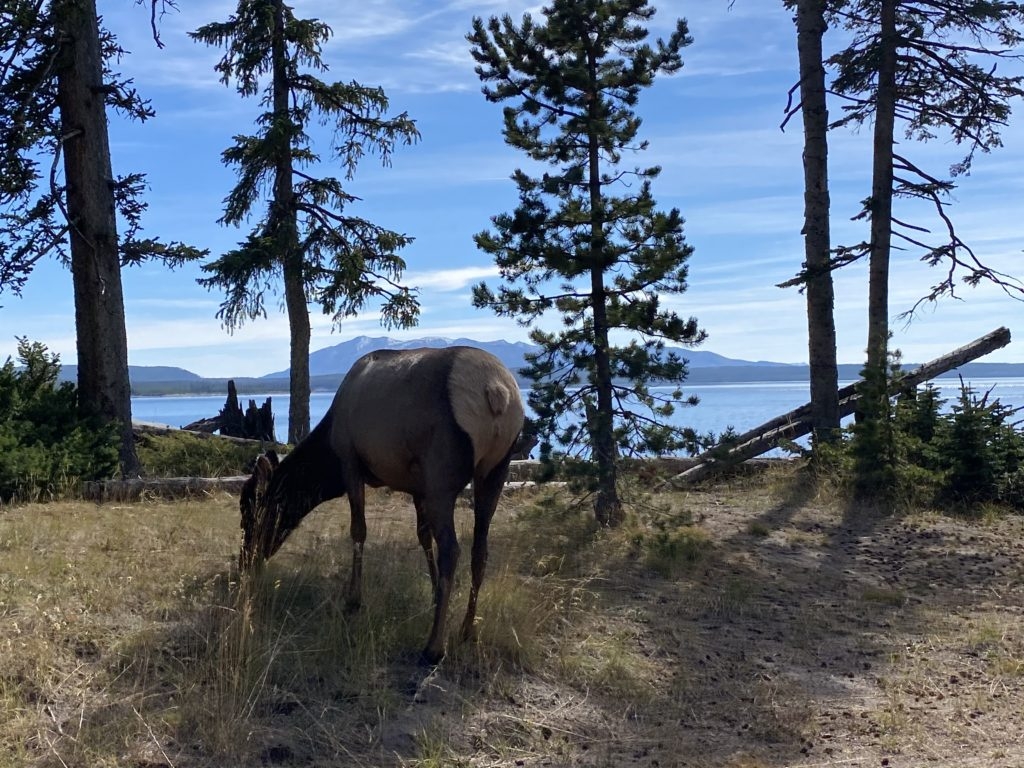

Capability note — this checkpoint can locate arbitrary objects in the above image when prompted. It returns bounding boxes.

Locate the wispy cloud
[128,296,223,312]
[408,265,500,291]
[4,1,1022,381]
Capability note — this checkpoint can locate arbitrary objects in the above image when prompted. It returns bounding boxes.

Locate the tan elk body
[239,346,525,663]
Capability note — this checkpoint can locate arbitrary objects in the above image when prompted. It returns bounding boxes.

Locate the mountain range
[49,335,1023,395]
[260,336,798,380]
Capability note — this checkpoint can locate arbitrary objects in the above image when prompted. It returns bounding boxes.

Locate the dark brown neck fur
[270,412,347,530]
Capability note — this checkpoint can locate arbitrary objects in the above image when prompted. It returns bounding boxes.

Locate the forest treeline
[2,0,1024,519]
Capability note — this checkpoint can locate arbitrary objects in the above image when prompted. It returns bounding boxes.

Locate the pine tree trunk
[852,0,900,496]
[794,0,840,445]
[270,0,310,444]
[54,0,139,477]
[586,46,622,527]
[867,0,898,379]
[284,262,310,443]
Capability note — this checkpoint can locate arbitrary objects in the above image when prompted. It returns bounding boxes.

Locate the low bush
[135,431,263,478]
[0,340,119,502]
[827,379,1024,512]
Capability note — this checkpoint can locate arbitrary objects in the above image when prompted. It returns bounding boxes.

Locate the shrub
[931,384,1024,509]
[644,516,711,577]
[841,379,1024,512]
[849,358,899,500]
[0,339,119,502]
[136,430,262,478]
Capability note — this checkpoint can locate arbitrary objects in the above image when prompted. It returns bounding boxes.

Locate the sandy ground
[380,478,1024,767]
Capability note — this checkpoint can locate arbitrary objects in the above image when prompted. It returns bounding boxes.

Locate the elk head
[238,451,292,570]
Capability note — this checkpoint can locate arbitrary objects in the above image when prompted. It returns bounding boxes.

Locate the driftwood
[82,475,250,502]
[87,460,552,503]
[182,380,275,442]
[661,326,1012,488]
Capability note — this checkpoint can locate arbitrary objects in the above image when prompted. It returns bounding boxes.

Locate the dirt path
[395,478,1024,767]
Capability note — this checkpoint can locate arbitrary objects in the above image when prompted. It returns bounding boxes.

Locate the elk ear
[265,450,280,468]
[253,453,276,491]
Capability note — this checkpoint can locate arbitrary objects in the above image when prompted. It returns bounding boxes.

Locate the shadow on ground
[62,471,1024,767]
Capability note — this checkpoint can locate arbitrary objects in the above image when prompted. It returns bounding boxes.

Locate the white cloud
[408,265,500,291]
[4,0,1022,382]
[128,296,222,312]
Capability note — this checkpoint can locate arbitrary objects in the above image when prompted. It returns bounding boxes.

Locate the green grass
[136,430,267,477]
[861,585,907,608]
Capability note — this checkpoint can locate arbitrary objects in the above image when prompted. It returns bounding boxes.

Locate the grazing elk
[239,346,525,664]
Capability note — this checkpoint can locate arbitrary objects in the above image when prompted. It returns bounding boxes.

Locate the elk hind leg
[345,482,367,611]
[414,495,439,594]
[462,453,513,642]
[421,495,460,665]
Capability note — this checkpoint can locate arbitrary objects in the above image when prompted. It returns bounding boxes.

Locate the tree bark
[866,0,899,382]
[283,260,310,443]
[270,0,311,444]
[794,0,840,444]
[586,44,622,527]
[54,0,139,477]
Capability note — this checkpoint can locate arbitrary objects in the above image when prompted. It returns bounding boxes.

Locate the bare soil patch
[1,466,1023,767]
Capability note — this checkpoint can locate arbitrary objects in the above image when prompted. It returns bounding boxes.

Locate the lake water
[131,376,1024,452]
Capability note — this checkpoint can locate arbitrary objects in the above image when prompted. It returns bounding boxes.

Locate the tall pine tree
[468,0,704,526]
[192,0,420,443]
[781,0,841,447]
[0,0,204,476]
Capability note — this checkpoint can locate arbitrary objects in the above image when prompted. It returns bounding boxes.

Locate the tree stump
[241,394,275,442]
[182,380,276,442]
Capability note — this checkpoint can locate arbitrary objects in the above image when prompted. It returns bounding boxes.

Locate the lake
[131,376,1024,451]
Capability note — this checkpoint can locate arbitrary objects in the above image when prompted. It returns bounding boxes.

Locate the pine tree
[0,0,204,476]
[781,0,841,447]
[825,0,1024,496]
[468,0,704,526]
[191,0,421,443]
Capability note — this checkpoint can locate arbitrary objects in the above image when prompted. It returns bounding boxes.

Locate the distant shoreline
[126,362,1024,397]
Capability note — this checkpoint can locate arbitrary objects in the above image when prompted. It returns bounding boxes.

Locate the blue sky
[2,1,1022,378]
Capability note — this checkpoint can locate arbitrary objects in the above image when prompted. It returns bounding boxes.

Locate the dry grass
[2,466,1024,767]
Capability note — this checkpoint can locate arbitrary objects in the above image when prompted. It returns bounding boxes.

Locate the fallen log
[84,459,554,502]
[661,326,1012,488]
[178,416,220,434]
[83,475,250,502]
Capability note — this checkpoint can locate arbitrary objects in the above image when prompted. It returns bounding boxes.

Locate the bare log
[86,458,549,503]
[661,326,1012,487]
[890,326,1011,389]
[179,416,220,433]
[82,475,249,502]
